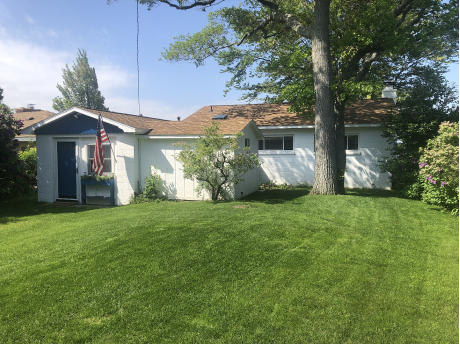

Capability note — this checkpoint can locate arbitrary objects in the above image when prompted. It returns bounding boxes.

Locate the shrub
[130,168,165,204]
[0,104,36,198]
[18,144,37,181]
[174,122,260,201]
[418,122,459,214]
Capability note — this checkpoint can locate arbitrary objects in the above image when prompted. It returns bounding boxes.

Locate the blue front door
[57,142,77,199]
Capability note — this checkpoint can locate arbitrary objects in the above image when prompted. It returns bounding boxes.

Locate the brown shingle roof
[76,107,252,136]
[183,99,395,126]
[14,110,55,129]
[78,107,169,129]
[146,118,253,136]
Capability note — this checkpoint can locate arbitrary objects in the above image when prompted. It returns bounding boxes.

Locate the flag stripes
[92,114,106,175]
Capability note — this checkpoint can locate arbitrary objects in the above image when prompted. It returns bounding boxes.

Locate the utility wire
[137,0,141,116]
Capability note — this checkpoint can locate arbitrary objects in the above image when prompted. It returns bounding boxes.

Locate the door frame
[54,138,80,201]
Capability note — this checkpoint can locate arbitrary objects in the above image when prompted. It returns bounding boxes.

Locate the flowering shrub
[174,122,260,201]
[418,122,459,214]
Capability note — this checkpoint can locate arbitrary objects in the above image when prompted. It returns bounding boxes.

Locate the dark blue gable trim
[35,113,125,135]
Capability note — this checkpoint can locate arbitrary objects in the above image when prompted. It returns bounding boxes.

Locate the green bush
[18,145,37,180]
[418,122,459,214]
[130,168,165,204]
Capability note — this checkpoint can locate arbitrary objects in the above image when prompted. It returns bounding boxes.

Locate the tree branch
[155,0,218,10]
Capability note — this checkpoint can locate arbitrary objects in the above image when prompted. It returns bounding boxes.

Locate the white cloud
[26,15,34,24]
[0,37,70,111]
[103,96,200,121]
[94,62,136,92]
[0,32,198,120]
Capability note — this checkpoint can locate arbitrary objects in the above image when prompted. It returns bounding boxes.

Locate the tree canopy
[380,64,458,198]
[53,49,109,112]
[137,0,458,194]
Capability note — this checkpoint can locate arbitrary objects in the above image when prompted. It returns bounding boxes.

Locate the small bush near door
[129,168,165,204]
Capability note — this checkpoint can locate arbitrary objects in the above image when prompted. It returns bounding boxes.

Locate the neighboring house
[21,107,262,205]
[13,105,55,151]
[22,86,395,206]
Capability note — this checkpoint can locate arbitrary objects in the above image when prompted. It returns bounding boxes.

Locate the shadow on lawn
[344,188,400,198]
[242,188,312,204]
[0,196,96,225]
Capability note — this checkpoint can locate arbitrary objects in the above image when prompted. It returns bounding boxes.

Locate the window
[245,138,250,148]
[258,136,293,150]
[87,144,112,175]
[344,135,359,150]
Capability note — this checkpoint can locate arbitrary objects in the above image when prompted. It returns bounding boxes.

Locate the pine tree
[53,49,108,111]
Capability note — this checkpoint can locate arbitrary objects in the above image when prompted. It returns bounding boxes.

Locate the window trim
[344,134,359,151]
[245,138,250,148]
[258,135,294,151]
[87,143,114,176]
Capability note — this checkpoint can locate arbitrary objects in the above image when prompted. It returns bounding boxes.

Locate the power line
[137,0,141,116]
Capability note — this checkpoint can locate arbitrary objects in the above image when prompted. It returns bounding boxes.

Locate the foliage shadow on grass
[0,196,96,225]
[241,188,311,204]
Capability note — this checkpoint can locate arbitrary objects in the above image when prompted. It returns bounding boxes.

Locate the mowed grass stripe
[0,191,457,343]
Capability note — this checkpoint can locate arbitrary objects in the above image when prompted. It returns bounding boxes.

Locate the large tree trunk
[335,101,346,194]
[310,0,337,195]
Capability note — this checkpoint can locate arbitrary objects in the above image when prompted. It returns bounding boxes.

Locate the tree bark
[310,0,337,195]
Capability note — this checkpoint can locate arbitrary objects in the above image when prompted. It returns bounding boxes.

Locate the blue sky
[0,0,458,121]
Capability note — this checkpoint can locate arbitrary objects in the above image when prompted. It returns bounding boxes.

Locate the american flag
[92,114,108,175]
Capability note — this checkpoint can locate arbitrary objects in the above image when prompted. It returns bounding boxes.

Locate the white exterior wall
[259,128,316,186]
[233,126,261,199]
[36,133,138,205]
[343,127,391,189]
[113,133,137,205]
[139,138,208,200]
[36,135,55,203]
[139,127,260,201]
[259,126,391,189]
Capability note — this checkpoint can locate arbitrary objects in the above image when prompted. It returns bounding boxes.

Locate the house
[186,98,394,190]
[13,105,55,151]
[22,87,395,206]
[21,107,262,205]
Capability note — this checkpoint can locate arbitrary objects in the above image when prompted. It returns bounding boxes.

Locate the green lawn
[0,190,458,343]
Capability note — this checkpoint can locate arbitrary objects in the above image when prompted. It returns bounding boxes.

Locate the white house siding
[36,135,55,203]
[112,133,137,205]
[139,138,206,200]
[258,126,391,189]
[139,127,260,201]
[35,133,138,206]
[343,127,391,189]
[259,128,316,186]
[233,125,261,199]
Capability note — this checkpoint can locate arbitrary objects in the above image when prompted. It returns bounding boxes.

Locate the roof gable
[21,107,168,135]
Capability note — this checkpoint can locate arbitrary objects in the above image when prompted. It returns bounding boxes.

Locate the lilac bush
[418,122,459,214]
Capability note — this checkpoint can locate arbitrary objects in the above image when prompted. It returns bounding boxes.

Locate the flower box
[81,178,115,206]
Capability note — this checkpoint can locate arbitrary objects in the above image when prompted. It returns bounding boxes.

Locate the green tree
[0,103,35,198]
[144,0,457,194]
[53,49,109,111]
[173,121,260,201]
[380,65,458,198]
